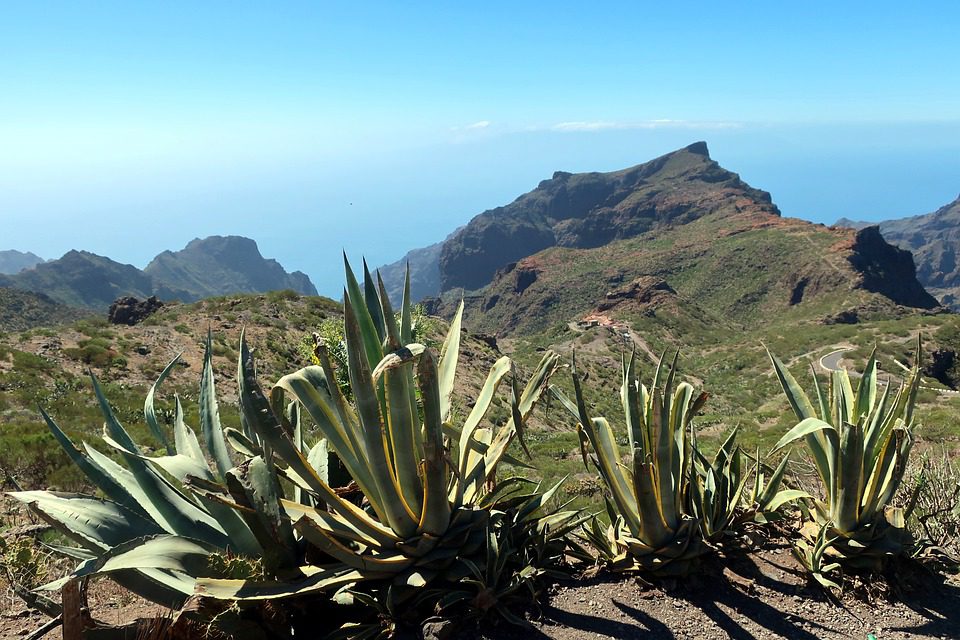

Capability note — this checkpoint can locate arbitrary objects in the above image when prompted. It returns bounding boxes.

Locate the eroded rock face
[437,142,780,292]
[847,227,940,309]
[596,277,676,312]
[837,195,960,309]
[925,348,958,389]
[108,296,164,325]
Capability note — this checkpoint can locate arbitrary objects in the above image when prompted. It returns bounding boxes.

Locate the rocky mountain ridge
[0,286,92,331]
[377,142,782,297]
[439,141,781,292]
[145,235,316,301]
[427,199,939,339]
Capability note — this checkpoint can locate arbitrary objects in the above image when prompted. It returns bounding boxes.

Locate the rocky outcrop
[596,277,676,312]
[925,347,957,389]
[822,309,860,325]
[108,296,164,325]
[437,142,780,292]
[836,195,960,309]
[846,226,940,309]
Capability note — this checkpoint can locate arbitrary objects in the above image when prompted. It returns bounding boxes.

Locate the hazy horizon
[2,2,958,296]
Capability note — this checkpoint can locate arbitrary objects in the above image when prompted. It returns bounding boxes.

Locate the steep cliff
[438,205,941,338]
[873,195,960,308]
[375,240,445,304]
[845,226,940,309]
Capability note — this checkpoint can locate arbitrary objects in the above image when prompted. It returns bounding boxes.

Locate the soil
[479,543,959,640]
[4,542,957,640]
[0,579,164,640]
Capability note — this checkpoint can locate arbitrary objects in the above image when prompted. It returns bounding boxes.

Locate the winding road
[818,348,959,396]
[818,349,848,373]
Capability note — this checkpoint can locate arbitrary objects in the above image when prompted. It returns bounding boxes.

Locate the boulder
[108,296,164,325]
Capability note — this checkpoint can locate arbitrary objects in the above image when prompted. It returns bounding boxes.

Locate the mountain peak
[146,235,317,300]
[183,235,260,253]
[0,235,317,310]
[0,250,44,275]
[683,141,710,157]
[434,142,779,291]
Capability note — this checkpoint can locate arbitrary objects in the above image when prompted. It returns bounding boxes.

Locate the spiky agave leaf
[8,345,265,607]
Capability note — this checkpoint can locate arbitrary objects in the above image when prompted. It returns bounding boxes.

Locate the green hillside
[0,287,92,332]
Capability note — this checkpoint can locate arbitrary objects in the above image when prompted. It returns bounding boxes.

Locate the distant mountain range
[145,236,316,302]
[837,194,960,309]
[0,250,45,275]
[3,144,951,326]
[0,236,317,311]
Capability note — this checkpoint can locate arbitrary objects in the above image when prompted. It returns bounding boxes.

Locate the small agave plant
[10,259,579,634]
[553,349,798,575]
[768,342,922,587]
[552,350,708,574]
[689,428,807,542]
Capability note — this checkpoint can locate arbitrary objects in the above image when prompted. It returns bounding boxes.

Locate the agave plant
[768,342,922,586]
[9,259,572,637]
[741,449,808,526]
[195,261,570,610]
[7,333,270,607]
[554,349,800,572]
[690,430,806,542]
[552,350,709,574]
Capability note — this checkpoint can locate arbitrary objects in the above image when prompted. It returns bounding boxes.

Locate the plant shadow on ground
[883,565,960,638]
[482,542,960,640]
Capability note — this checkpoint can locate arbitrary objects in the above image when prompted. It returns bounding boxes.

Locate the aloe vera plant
[768,342,922,586]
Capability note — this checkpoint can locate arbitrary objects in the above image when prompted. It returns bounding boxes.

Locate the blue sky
[1,2,958,295]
